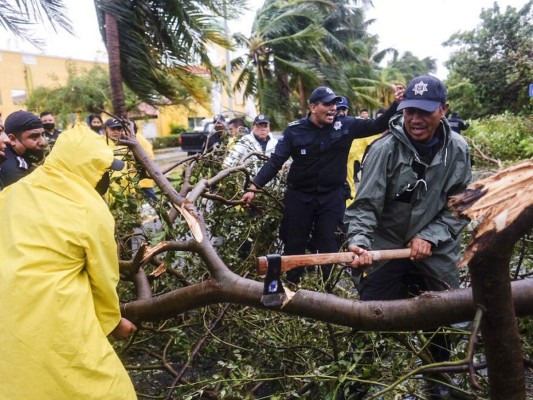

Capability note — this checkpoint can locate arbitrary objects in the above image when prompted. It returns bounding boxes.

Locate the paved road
[154,147,187,172]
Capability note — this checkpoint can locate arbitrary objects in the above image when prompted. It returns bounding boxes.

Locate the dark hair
[40,111,53,118]
[88,114,103,124]
[228,117,246,127]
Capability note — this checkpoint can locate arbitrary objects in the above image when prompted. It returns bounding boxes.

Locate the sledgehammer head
[260,254,287,307]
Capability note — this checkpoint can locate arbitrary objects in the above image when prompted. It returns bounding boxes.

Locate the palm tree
[232,0,330,127]
[94,0,246,117]
[341,35,402,110]
[388,51,437,80]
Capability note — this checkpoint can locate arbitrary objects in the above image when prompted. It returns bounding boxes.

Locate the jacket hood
[44,123,116,188]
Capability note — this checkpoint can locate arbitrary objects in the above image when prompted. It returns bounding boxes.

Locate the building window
[188,117,206,131]
[22,54,37,65]
[11,89,27,105]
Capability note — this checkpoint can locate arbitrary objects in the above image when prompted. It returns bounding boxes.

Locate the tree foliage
[94,0,246,109]
[232,0,435,128]
[107,139,533,399]
[444,1,533,118]
[463,113,533,169]
[24,64,141,126]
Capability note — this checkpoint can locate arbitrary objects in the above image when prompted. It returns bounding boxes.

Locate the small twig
[326,323,339,362]
[513,235,528,280]
[467,305,485,390]
[464,136,503,169]
[202,192,246,206]
[162,154,200,175]
[165,303,232,399]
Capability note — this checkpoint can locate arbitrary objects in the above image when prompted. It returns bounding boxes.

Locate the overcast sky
[0,0,528,79]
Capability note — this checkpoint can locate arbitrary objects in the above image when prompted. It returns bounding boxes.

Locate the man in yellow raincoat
[0,124,138,399]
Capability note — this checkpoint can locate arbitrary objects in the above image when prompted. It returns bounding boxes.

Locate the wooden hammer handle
[256,248,412,275]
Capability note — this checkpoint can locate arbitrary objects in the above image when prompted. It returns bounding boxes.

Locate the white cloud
[365,0,529,79]
[0,0,527,77]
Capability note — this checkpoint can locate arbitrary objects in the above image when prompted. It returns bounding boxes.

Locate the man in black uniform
[0,116,10,164]
[447,112,469,134]
[0,111,46,190]
[40,111,61,147]
[242,86,404,285]
[203,115,227,151]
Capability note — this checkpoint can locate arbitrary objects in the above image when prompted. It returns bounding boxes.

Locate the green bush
[169,122,188,135]
[463,113,533,168]
[152,134,181,149]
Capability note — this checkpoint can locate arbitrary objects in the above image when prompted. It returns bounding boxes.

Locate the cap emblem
[412,81,428,96]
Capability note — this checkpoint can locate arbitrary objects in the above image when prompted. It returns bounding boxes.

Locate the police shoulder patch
[287,120,300,127]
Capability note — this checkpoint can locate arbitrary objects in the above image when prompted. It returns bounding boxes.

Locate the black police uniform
[45,129,62,148]
[447,113,469,134]
[252,104,398,283]
[0,144,35,190]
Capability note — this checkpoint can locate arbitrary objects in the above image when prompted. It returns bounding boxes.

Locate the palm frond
[0,0,72,46]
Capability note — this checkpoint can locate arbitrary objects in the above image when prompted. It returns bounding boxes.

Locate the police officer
[40,111,61,147]
[447,111,469,134]
[0,110,47,189]
[203,115,228,151]
[242,86,404,285]
[336,96,350,118]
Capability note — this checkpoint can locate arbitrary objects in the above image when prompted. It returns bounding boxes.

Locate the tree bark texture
[105,12,127,118]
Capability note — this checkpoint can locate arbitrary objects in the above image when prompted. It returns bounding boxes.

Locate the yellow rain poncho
[0,124,137,399]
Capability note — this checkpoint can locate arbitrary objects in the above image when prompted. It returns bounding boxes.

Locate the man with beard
[242,86,404,287]
[0,110,47,189]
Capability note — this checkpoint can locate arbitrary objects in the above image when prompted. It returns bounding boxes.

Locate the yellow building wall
[0,50,106,118]
[0,49,251,137]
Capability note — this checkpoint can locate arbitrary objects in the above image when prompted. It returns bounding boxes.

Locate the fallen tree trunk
[449,160,533,400]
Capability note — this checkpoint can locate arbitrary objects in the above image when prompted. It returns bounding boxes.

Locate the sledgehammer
[257,248,412,307]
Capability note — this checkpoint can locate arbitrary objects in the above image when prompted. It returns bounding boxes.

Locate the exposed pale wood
[449,159,533,267]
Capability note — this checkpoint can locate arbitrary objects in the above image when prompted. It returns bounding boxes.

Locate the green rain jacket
[345,113,472,290]
[0,124,137,399]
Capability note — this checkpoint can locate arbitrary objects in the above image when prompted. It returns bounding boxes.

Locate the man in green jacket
[345,75,472,399]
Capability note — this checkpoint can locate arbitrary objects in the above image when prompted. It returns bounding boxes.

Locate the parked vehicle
[180,122,213,155]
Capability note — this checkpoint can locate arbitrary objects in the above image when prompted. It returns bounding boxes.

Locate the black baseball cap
[213,115,226,123]
[336,96,350,109]
[104,118,123,128]
[397,75,448,112]
[309,86,342,104]
[4,110,43,134]
[254,114,270,124]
